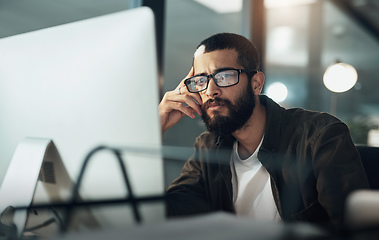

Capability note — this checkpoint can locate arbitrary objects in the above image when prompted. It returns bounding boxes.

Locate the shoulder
[285,108,347,134]
[284,108,341,124]
[281,108,351,146]
[262,94,342,128]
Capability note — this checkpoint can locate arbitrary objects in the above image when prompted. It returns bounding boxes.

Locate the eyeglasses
[184,68,257,93]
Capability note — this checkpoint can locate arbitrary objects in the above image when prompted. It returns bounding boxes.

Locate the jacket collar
[256,95,285,177]
[259,95,284,154]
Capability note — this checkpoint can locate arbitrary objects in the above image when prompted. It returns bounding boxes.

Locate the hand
[159,67,203,136]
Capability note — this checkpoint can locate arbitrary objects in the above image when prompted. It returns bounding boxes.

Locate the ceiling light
[268,26,295,53]
[323,63,358,93]
[267,82,288,103]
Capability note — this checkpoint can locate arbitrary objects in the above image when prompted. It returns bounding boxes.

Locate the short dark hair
[196,33,260,71]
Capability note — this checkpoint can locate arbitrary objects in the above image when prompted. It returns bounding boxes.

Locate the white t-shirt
[230,140,281,222]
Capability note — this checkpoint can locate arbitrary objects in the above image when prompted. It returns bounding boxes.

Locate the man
[159,33,369,231]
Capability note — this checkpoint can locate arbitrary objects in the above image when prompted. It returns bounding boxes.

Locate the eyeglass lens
[185,69,239,93]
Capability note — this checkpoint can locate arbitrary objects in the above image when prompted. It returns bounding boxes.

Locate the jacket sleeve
[311,121,370,228]
[165,135,213,217]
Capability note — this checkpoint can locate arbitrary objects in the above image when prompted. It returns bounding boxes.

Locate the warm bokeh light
[323,63,358,93]
[267,82,288,103]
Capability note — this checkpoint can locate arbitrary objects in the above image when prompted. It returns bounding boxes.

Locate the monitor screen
[0,6,164,234]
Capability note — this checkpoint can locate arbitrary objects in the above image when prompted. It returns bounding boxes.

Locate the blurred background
[1,0,378,185]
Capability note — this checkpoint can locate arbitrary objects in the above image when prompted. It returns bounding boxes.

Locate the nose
[204,77,220,98]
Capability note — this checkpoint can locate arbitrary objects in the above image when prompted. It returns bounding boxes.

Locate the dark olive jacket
[166,95,369,230]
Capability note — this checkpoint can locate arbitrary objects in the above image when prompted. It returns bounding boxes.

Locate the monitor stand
[0,138,99,238]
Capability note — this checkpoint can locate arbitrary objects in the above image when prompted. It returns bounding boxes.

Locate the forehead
[193,49,240,74]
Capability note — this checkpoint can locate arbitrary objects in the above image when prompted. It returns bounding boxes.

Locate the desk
[51,212,328,240]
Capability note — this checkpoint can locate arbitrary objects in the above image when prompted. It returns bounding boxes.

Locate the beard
[201,84,255,137]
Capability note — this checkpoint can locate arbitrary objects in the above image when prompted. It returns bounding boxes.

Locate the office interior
[0,0,379,239]
[1,0,378,185]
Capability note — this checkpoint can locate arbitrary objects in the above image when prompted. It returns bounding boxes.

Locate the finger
[182,94,202,116]
[170,101,196,119]
[179,89,203,113]
[185,66,194,79]
[168,91,202,116]
[174,69,193,96]
[175,67,194,90]
[161,91,198,116]
[190,92,203,106]
[176,84,203,107]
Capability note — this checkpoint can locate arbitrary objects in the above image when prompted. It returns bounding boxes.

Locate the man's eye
[216,74,230,81]
[216,71,235,80]
[197,78,207,85]
[223,74,233,78]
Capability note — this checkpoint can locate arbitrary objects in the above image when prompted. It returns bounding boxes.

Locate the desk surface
[51,212,328,240]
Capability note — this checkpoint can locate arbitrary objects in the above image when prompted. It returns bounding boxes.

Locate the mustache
[202,97,233,110]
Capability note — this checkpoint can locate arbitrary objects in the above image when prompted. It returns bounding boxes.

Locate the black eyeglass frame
[184,68,258,93]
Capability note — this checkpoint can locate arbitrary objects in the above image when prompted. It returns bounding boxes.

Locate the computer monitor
[0,6,164,236]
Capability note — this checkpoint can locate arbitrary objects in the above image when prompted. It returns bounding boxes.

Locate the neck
[232,100,266,160]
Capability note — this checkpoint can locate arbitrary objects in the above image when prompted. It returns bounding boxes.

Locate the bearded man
[159,33,369,232]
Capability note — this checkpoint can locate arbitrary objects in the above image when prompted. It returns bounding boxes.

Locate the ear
[251,71,265,95]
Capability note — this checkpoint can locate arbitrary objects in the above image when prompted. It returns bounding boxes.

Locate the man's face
[193,49,255,137]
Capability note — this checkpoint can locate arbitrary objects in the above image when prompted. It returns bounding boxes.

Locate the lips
[203,98,228,112]
[208,102,224,111]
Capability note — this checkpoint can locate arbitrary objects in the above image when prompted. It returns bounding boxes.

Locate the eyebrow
[194,67,237,77]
